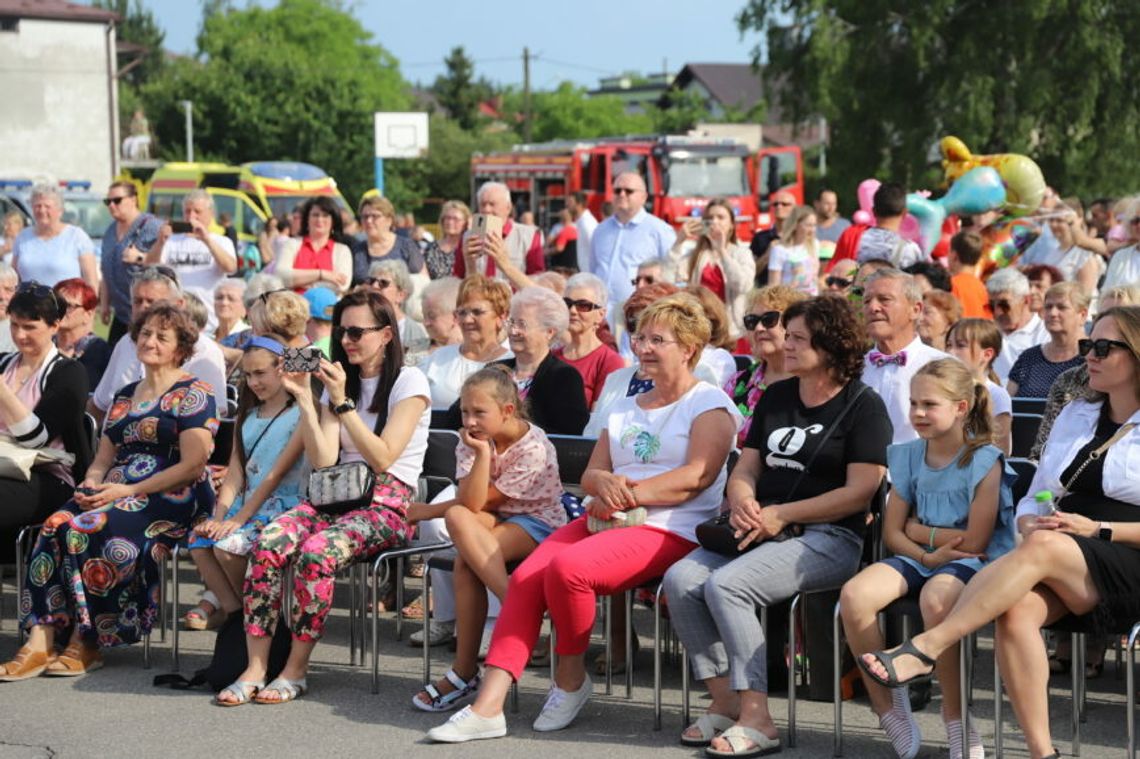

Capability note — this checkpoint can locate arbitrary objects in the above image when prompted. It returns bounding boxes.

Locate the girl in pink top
[408,364,564,712]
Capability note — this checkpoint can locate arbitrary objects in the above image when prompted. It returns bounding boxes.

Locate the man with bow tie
[862,268,950,443]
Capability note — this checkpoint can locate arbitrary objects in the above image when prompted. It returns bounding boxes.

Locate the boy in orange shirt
[948,230,992,319]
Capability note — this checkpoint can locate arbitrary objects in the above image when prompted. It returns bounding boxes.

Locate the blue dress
[187,403,305,555]
[886,440,1016,579]
[22,377,218,647]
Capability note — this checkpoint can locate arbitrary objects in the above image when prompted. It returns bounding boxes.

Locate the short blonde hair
[458,274,511,318]
[439,200,472,224]
[746,285,808,314]
[636,293,711,369]
[1100,285,1140,309]
[252,290,309,339]
[1045,280,1092,312]
[359,195,396,221]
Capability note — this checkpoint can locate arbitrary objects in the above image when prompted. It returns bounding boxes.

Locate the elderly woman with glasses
[352,196,425,286]
[419,275,512,408]
[362,259,430,362]
[553,272,624,410]
[725,285,807,449]
[52,278,112,390]
[11,184,99,290]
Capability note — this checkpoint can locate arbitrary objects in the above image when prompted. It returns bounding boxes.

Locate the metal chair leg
[510,679,519,713]
[422,564,432,683]
[603,594,613,695]
[395,557,406,641]
[654,582,664,731]
[1127,623,1140,758]
[681,646,690,727]
[833,600,843,757]
[788,593,800,748]
[349,562,359,666]
[15,525,34,644]
[1072,632,1082,756]
[371,556,384,694]
[960,634,970,759]
[625,588,634,699]
[170,547,179,671]
[995,628,1004,759]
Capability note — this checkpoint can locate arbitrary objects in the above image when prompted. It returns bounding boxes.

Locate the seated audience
[420,277,462,355]
[918,289,962,352]
[1007,282,1088,398]
[553,272,624,410]
[686,285,739,389]
[276,197,353,295]
[946,318,1013,455]
[363,259,430,362]
[989,268,1049,383]
[352,195,425,284]
[52,278,111,389]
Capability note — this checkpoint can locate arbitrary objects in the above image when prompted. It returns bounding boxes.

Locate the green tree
[500,82,652,142]
[94,0,165,87]
[651,88,712,133]
[431,46,494,131]
[738,0,1140,200]
[139,0,410,204]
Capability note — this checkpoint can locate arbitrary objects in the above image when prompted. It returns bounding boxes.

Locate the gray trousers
[663,523,862,693]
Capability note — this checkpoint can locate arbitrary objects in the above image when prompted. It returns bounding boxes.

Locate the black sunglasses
[612,187,638,196]
[826,276,853,289]
[334,325,386,342]
[630,275,656,287]
[102,195,130,207]
[1078,338,1132,358]
[742,310,781,331]
[564,297,602,314]
[257,288,287,305]
[366,277,393,289]
[16,281,63,315]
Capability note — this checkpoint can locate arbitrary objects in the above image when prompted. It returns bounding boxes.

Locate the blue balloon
[906,167,1007,254]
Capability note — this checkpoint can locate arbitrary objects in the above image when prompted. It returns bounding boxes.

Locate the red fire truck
[471,135,801,241]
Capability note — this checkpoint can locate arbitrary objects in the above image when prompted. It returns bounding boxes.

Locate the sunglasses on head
[826,276,852,289]
[257,288,287,305]
[1078,338,1131,358]
[334,325,386,342]
[742,311,781,331]
[129,265,179,286]
[16,281,62,314]
[564,297,602,314]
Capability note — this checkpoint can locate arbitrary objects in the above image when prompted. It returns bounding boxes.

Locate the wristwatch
[332,398,356,415]
[1098,522,1114,542]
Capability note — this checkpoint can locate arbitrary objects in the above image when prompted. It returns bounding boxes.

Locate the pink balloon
[856,179,880,219]
[852,210,875,226]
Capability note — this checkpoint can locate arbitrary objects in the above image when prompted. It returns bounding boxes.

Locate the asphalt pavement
[0,578,1133,759]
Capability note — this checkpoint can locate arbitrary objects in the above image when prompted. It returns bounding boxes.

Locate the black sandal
[858,640,936,688]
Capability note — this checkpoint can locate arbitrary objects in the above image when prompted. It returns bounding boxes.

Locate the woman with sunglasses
[725,286,807,449]
[553,273,624,410]
[223,289,430,704]
[665,199,756,340]
[352,196,425,286]
[0,283,93,564]
[364,260,430,363]
[859,306,1140,759]
[52,278,111,390]
[1007,282,1088,399]
[419,275,512,409]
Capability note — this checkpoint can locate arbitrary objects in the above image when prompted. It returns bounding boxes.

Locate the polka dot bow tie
[869,350,907,368]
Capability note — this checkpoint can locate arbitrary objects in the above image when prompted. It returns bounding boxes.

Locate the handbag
[696,385,868,556]
[308,461,375,515]
[0,437,76,482]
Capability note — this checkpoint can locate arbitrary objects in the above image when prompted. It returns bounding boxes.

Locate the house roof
[671,63,767,113]
[0,0,118,23]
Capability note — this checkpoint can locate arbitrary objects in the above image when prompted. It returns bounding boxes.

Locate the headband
[245,335,285,355]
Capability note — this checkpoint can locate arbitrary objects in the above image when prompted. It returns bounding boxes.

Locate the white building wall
[0,18,116,188]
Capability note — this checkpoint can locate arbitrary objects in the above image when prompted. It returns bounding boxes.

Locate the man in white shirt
[148,189,237,332]
[88,267,228,423]
[987,267,1049,383]
[590,172,676,311]
[861,268,950,443]
[566,191,598,274]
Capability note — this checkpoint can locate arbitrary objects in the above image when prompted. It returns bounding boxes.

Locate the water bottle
[1034,490,1057,516]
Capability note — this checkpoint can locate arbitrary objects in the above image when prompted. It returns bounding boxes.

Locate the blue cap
[303,287,337,321]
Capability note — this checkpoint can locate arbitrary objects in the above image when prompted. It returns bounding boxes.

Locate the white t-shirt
[323,366,431,489]
[987,379,1012,418]
[93,331,228,413]
[699,346,737,390]
[856,227,926,268]
[768,242,819,295]
[862,336,950,444]
[417,343,513,408]
[606,382,741,542]
[1054,245,1096,285]
[162,232,235,331]
[1103,243,1140,291]
[993,313,1049,384]
[575,209,599,273]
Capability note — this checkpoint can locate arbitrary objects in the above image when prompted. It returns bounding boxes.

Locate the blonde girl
[841,358,1014,759]
[767,205,820,294]
[946,318,1013,455]
[408,364,564,712]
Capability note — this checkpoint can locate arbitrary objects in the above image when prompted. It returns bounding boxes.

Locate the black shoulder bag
[695,384,868,556]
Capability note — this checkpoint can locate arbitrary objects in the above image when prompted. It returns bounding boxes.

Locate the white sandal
[412,668,481,712]
[681,712,737,746]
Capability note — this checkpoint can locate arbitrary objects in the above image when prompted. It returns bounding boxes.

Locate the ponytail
[960,380,994,467]
[913,357,994,467]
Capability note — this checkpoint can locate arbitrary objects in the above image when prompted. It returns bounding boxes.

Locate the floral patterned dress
[21,376,218,647]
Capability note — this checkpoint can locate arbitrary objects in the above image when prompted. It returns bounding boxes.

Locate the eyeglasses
[613,187,638,196]
[771,201,794,207]
[366,277,393,289]
[826,276,853,289]
[63,301,85,312]
[563,297,602,314]
[455,307,490,319]
[506,318,531,331]
[988,299,1015,312]
[1078,338,1132,358]
[257,288,287,305]
[742,311,781,331]
[334,325,386,342]
[360,213,386,222]
[631,334,677,349]
[630,275,656,287]
[102,196,130,206]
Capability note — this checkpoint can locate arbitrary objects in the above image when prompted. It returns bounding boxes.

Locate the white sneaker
[410,620,455,647]
[532,675,593,732]
[426,705,507,743]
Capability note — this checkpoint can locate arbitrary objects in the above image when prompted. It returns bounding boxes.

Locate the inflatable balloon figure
[940,136,1047,216]
[906,166,1007,256]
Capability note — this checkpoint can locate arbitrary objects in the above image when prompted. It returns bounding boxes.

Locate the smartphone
[170,220,193,234]
[76,486,98,497]
[470,213,503,237]
[282,346,322,373]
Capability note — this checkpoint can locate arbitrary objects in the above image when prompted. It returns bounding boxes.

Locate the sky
[113,0,767,89]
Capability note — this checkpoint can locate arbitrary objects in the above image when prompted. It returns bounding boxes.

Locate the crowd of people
[0,175,1138,759]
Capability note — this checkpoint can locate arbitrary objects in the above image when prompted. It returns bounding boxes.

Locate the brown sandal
[44,642,103,677]
[0,646,56,682]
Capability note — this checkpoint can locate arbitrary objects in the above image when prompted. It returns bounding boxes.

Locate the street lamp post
[180,100,194,162]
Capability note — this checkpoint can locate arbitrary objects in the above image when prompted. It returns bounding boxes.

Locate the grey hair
[182,291,209,330]
[129,267,181,298]
[30,183,62,206]
[217,277,246,295]
[565,271,608,309]
[511,286,569,335]
[0,261,17,284]
[476,181,511,205]
[183,189,214,213]
[865,267,924,304]
[986,267,1031,298]
[368,258,413,297]
[243,272,285,309]
[636,257,667,273]
[421,276,461,314]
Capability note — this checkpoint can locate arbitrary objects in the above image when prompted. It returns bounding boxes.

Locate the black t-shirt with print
[743,377,892,535]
